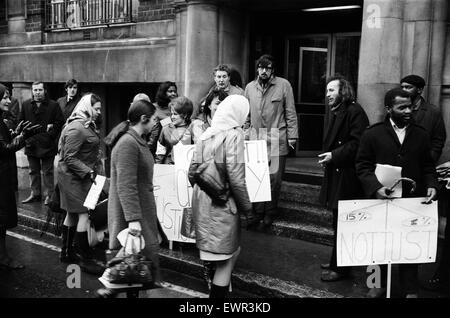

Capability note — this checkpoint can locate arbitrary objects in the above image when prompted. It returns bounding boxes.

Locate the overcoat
[0,117,24,228]
[188,128,252,254]
[57,120,102,213]
[356,118,438,198]
[319,102,369,210]
[108,128,162,280]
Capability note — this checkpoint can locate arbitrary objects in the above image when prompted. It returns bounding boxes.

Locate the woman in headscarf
[57,93,104,273]
[0,84,41,269]
[188,95,257,298]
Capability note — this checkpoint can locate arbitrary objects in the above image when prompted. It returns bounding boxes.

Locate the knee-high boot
[74,231,105,275]
[209,284,229,298]
[60,226,77,263]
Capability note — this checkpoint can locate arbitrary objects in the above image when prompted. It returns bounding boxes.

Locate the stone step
[268,220,333,246]
[278,201,332,228]
[280,181,322,206]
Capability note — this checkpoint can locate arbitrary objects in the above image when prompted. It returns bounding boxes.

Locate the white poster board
[153,164,195,243]
[244,140,272,202]
[337,198,438,266]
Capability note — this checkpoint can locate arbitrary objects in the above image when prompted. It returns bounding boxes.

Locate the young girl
[155,96,194,164]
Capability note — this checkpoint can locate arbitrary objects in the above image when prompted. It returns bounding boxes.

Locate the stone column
[12,82,31,111]
[175,0,219,104]
[402,0,447,106]
[7,0,26,33]
[358,0,404,124]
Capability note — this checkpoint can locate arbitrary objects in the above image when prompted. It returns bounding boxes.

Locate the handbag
[105,234,153,285]
[193,137,229,205]
[180,208,196,239]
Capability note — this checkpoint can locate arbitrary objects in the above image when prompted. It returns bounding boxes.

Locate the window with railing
[45,0,133,30]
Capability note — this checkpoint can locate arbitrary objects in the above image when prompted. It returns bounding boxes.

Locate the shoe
[320,263,331,269]
[22,194,42,204]
[44,196,51,205]
[321,270,349,282]
[366,287,387,298]
[405,293,418,298]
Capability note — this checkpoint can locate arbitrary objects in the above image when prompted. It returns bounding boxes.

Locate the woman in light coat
[57,93,104,273]
[188,95,254,298]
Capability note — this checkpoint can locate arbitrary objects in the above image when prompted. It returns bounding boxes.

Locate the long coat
[0,117,25,229]
[244,76,298,157]
[412,97,446,163]
[108,128,162,280]
[19,98,64,158]
[57,94,81,121]
[356,118,438,198]
[319,102,369,210]
[57,120,102,213]
[188,128,252,254]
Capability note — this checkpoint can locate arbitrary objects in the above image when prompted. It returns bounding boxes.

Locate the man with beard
[318,75,369,282]
[244,54,298,228]
[356,87,438,298]
[19,81,64,206]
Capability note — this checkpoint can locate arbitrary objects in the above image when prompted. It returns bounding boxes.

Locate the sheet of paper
[83,175,107,210]
[375,163,402,197]
[160,117,172,127]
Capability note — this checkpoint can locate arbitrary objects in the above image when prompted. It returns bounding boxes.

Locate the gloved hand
[14,120,31,136]
[22,124,43,139]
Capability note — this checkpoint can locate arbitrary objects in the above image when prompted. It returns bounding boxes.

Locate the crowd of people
[0,53,449,299]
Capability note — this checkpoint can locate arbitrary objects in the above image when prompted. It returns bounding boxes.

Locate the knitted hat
[400,75,426,89]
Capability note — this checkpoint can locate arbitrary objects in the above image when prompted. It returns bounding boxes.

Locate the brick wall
[0,0,8,34]
[137,0,175,22]
[25,0,43,32]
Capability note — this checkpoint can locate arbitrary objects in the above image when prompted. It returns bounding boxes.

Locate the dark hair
[213,64,231,76]
[169,96,194,125]
[326,74,356,105]
[384,87,411,108]
[203,88,228,119]
[65,79,78,89]
[256,54,276,72]
[229,68,243,88]
[128,99,156,124]
[155,81,177,107]
[400,74,426,89]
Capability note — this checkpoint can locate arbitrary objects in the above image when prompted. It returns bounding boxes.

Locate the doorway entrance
[285,33,360,157]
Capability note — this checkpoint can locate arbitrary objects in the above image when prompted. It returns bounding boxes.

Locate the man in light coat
[245,54,298,227]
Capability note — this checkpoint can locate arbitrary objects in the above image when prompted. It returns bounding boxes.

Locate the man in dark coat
[356,87,438,298]
[19,81,64,205]
[401,75,449,292]
[57,79,81,121]
[318,75,369,282]
[400,74,446,163]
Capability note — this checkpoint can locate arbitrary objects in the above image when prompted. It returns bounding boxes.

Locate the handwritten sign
[153,164,195,243]
[173,144,195,208]
[244,140,271,202]
[337,198,438,266]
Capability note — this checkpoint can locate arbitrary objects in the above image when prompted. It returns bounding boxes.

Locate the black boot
[60,226,77,263]
[209,284,229,298]
[74,231,105,275]
[202,261,216,290]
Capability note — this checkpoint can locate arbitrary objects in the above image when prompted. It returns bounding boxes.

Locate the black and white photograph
[0,0,449,309]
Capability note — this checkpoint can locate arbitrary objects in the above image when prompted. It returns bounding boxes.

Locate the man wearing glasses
[244,54,298,228]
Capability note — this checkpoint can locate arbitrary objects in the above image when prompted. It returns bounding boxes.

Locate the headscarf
[66,94,97,129]
[200,94,249,141]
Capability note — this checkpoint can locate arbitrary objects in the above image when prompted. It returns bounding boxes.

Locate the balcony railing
[45,0,133,30]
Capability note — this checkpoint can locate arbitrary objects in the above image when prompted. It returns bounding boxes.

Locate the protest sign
[337,198,438,267]
[244,140,271,202]
[153,164,195,243]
